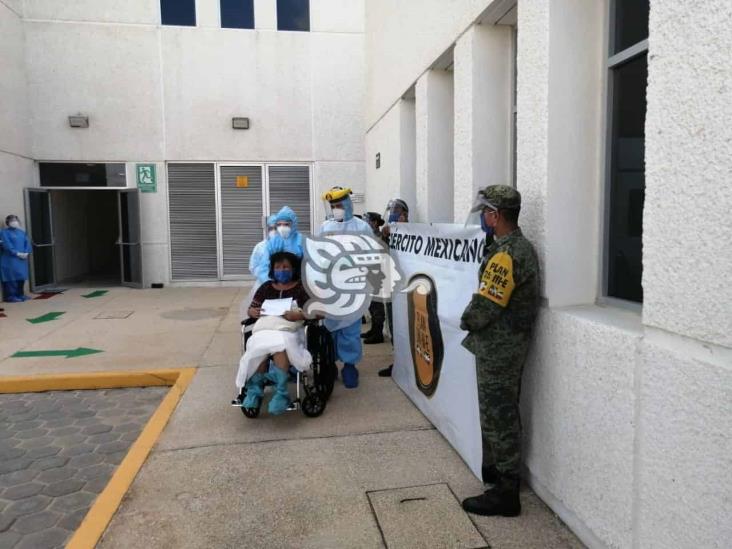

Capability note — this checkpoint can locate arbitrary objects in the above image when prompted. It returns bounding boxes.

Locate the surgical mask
[273,270,293,284]
[8,221,20,229]
[277,226,292,239]
[268,229,277,239]
[332,208,345,221]
[480,214,494,236]
[388,213,400,223]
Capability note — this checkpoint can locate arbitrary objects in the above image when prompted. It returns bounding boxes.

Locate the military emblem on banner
[405,274,444,397]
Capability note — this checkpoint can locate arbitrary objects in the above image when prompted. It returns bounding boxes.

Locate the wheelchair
[231,318,338,418]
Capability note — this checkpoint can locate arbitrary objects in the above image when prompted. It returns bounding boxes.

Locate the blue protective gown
[317,196,371,365]
[0,227,31,282]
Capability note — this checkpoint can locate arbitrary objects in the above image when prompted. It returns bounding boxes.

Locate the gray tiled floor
[0,387,167,549]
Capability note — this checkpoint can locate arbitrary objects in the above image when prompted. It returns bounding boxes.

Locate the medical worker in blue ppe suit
[249,215,278,285]
[317,187,372,388]
[267,206,304,258]
[1,215,32,303]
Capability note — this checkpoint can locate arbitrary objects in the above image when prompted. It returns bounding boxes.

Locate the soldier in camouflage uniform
[460,185,539,517]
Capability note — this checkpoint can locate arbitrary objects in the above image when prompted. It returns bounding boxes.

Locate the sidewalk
[0,287,582,548]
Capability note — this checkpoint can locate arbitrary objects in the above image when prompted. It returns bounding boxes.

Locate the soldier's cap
[470,185,521,212]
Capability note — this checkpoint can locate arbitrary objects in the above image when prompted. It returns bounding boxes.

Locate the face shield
[464,193,498,227]
[384,199,408,225]
[322,187,353,222]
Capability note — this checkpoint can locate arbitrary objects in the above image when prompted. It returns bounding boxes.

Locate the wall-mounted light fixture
[68,115,89,128]
[232,117,250,130]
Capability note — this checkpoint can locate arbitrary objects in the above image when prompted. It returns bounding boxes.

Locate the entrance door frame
[25,186,134,289]
[23,188,56,292]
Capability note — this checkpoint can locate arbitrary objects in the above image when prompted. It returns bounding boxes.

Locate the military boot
[462,475,520,517]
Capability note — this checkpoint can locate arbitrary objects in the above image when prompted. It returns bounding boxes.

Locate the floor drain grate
[367,483,488,549]
[94,311,134,319]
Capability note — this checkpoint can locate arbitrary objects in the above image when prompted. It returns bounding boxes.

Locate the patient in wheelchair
[235,251,312,415]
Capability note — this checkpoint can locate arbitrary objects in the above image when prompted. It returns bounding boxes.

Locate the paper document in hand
[261,298,294,316]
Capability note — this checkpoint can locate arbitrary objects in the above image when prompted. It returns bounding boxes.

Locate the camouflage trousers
[475,333,530,479]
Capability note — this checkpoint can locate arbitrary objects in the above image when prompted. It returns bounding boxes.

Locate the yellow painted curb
[0,368,196,549]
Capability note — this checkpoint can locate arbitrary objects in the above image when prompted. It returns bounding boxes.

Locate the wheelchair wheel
[242,406,260,418]
[237,386,260,418]
[302,393,326,418]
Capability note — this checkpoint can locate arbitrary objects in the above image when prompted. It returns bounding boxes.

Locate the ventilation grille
[168,164,218,280]
[268,166,311,235]
[220,166,264,277]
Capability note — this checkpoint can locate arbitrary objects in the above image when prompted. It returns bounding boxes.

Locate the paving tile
[2,482,44,501]
[12,510,62,534]
[43,479,86,498]
[0,530,21,547]
[6,495,51,517]
[0,387,165,548]
[14,527,69,549]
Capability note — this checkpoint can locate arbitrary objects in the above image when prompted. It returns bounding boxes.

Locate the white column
[453,24,512,222]
[399,97,417,214]
[415,70,454,223]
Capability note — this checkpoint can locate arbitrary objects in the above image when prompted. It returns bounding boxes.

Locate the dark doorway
[51,191,121,285]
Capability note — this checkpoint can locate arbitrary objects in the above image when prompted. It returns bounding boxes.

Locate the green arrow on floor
[26,312,65,324]
[12,347,103,359]
[82,290,108,299]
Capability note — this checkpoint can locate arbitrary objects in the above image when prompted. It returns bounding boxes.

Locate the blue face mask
[480,213,494,236]
[388,213,400,223]
[273,270,293,284]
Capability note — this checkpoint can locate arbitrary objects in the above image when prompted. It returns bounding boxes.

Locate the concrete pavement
[0,287,583,548]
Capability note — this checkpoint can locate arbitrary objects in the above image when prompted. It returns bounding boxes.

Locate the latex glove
[17,252,29,259]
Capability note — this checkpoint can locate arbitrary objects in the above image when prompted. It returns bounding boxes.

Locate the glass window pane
[277,0,309,32]
[39,163,126,188]
[608,54,647,302]
[614,0,649,53]
[221,0,254,29]
[161,0,196,26]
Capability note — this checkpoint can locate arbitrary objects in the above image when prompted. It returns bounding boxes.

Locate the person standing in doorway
[318,187,372,388]
[460,185,539,517]
[0,215,32,303]
[377,198,409,377]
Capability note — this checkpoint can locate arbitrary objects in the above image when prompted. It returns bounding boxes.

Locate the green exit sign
[136,164,157,193]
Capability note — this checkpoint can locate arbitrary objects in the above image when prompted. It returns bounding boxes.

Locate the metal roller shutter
[220,165,264,277]
[268,165,311,235]
[168,163,218,280]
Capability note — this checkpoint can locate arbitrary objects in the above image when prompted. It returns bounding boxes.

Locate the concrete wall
[12,0,366,285]
[365,99,416,215]
[366,0,732,548]
[0,1,33,226]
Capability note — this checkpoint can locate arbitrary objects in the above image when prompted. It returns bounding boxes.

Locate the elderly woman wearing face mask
[236,252,312,416]
[1,215,32,303]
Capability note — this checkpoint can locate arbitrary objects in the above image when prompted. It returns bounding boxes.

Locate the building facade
[365,1,731,548]
[1,0,365,288]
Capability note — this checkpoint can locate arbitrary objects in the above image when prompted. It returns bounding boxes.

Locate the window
[277,0,309,32]
[605,0,649,303]
[221,0,254,29]
[39,163,127,188]
[161,0,196,27]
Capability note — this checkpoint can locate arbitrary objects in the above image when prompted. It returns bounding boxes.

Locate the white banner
[389,222,486,478]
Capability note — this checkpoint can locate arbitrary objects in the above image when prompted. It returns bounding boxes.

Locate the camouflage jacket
[460,228,539,356]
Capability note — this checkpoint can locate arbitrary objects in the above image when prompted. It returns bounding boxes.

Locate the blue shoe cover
[19,295,30,302]
[267,367,291,415]
[4,296,21,303]
[342,363,359,389]
[242,373,266,408]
